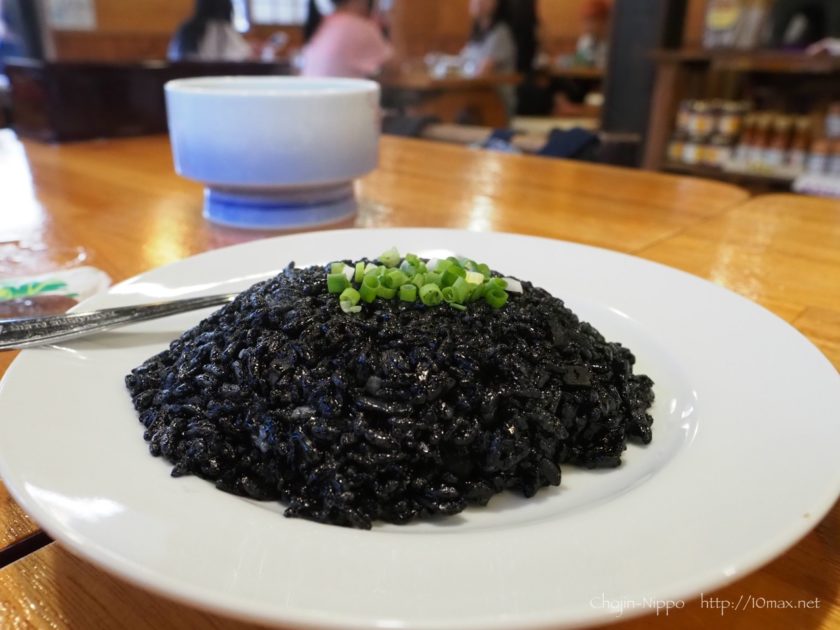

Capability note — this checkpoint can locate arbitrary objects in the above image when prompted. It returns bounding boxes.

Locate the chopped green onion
[382,269,408,289]
[485,288,509,309]
[487,277,508,290]
[378,247,401,268]
[468,282,486,302]
[440,268,461,287]
[465,270,484,285]
[360,274,379,303]
[419,283,443,306]
[502,277,523,293]
[340,287,361,306]
[326,248,514,313]
[377,285,397,299]
[360,284,377,303]
[327,273,349,294]
[451,277,470,303]
[399,284,417,302]
[399,260,417,276]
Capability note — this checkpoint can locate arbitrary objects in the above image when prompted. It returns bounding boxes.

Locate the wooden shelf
[651,48,840,74]
[662,161,794,188]
[643,45,840,169]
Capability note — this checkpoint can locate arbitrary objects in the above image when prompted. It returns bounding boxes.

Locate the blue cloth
[537,127,599,159]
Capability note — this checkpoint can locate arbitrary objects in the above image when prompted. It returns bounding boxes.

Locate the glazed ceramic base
[204,183,358,230]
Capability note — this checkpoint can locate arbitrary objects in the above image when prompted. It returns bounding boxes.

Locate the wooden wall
[50,0,193,61]
[48,0,707,63]
[390,0,708,59]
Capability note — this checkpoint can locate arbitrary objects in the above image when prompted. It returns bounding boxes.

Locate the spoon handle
[0,293,238,350]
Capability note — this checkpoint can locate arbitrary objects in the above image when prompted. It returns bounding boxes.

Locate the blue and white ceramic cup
[165,76,380,230]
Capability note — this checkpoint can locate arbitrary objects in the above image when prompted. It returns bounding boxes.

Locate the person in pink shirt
[301,0,394,78]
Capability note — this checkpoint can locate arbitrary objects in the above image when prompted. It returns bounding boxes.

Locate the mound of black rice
[126,262,654,528]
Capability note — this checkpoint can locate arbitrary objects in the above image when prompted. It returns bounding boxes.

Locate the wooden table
[380,72,520,128]
[1,132,839,628]
[544,63,605,81]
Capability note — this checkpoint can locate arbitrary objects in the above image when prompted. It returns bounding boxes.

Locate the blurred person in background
[169,0,252,62]
[301,0,393,78]
[504,0,538,75]
[460,0,517,76]
[503,0,547,115]
[575,0,611,68]
[460,0,517,115]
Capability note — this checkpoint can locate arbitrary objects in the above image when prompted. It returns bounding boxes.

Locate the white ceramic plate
[1,229,838,630]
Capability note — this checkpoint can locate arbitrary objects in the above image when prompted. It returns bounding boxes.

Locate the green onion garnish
[399,284,417,302]
[378,247,401,268]
[377,286,397,299]
[382,269,408,289]
[327,273,349,294]
[327,249,519,313]
[340,287,362,313]
[340,287,360,306]
[420,283,444,306]
[360,274,379,303]
[465,270,484,285]
[485,287,509,309]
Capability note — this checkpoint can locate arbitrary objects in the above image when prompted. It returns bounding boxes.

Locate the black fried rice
[126,262,654,528]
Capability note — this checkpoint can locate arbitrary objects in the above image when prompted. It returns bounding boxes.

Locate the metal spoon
[0,293,238,350]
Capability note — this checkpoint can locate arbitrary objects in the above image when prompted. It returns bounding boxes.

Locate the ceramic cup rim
[165,76,380,98]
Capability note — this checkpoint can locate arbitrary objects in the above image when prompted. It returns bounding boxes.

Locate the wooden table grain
[2,132,838,629]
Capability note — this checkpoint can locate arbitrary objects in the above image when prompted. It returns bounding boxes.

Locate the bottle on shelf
[667,132,688,163]
[682,133,703,166]
[688,101,715,138]
[676,100,694,135]
[829,140,840,176]
[788,117,812,173]
[703,0,742,48]
[807,137,830,175]
[733,113,756,165]
[826,103,840,139]
[717,101,745,140]
[763,115,792,170]
[704,134,733,168]
[748,114,773,169]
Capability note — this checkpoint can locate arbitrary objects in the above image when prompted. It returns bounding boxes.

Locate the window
[250,0,310,25]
